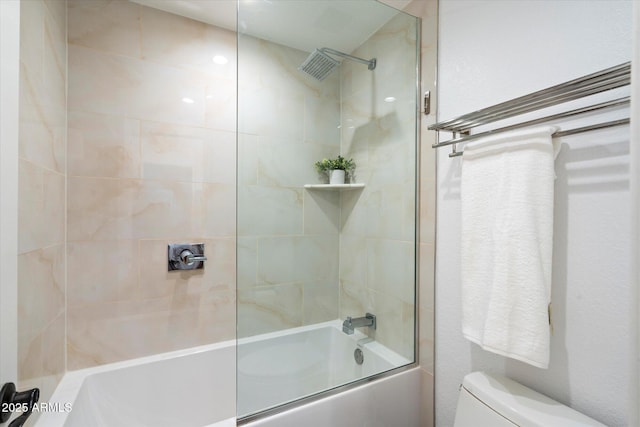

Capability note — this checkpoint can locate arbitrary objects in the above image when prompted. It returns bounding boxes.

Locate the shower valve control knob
[180,249,207,266]
[168,243,207,271]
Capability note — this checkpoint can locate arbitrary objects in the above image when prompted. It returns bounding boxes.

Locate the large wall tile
[257,138,337,187]
[238,36,327,99]
[197,290,236,344]
[20,1,45,80]
[19,93,66,174]
[140,6,237,79]
[68,111,141,179]
[237,237,258,289]
[339,236,368,286]
[238,133,259,185]
[367,143,414,186]
[18,332,42,384]
[340,57,373,101]
[303,280,339,325]
[69,44,208,127]
[67,285,234,370]
[42,3,67,103]
[67,240,139,307]
[19,0,66,175]
[41,314,65,382]
[257,236,338,286]
[339,280,372,321]
[364,186,415,241]
[18,160,65,254]
[21,0,67,112]
[18,252,65,394]
[18,246,65,342]
[237,284,304,338]
[197,183,236,238]
[340,189,370,236]
[68,0,141,58]
[44,0,69,31]
[367,239,415,305]
[67,300,187,369]
[340,184,416,241]
[141,3,236,132]
[68,178,236,241]
[238,185,303,236]
[204,78,237,133]
[303,190,340,236]
[369,290,414,361]
[304,95,340,146]
[68,177,195,241]
[237,86,304,140]
[140,122,235,184]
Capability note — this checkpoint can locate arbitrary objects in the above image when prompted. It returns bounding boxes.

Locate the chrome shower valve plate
[168,243,206,271]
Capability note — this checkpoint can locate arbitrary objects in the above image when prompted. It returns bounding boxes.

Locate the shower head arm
[319,48,376,70]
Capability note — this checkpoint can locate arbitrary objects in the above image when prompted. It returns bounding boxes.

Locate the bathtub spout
[342,313,376,335]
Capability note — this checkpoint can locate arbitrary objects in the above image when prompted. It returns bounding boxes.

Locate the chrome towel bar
[430,62,631,157]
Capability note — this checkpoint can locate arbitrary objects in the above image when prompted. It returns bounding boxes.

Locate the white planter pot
[329,169,345,185]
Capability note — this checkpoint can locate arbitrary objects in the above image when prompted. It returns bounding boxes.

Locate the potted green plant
[314,155,356,185]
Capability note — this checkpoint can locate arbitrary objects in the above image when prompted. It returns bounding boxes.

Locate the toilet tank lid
[461,372,607,427]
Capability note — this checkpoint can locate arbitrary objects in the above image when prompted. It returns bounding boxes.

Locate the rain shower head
[299,48,376,81]
[299,49,340,81]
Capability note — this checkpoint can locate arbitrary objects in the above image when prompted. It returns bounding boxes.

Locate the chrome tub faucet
[342,313,376,335]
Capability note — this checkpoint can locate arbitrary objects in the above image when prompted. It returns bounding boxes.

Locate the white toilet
[454,372,607,426]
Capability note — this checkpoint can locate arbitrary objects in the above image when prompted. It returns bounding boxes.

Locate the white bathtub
[37,320,417,427]
[237,320,409,417]
[37,340,236,427]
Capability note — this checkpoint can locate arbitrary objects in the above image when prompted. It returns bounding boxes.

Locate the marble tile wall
[66,0,237,369]
[339,12,419,362]
[17,0,68,407]
[65,0,342,364]
[17,3,435,408]
[236,35,342,337]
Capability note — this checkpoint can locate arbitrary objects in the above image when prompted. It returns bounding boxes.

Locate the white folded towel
[460,125,559,369]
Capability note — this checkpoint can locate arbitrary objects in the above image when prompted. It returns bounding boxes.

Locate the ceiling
[131,0,238,32]
[130,0,412,53]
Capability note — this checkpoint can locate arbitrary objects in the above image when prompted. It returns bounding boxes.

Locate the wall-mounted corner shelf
[304,183,365,191]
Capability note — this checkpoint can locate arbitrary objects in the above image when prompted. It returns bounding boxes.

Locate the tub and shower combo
[39,322,421,426]
[33,0,423,425]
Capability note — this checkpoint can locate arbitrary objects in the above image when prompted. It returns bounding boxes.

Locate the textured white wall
[630,2,640,426]
[435,1,633,426]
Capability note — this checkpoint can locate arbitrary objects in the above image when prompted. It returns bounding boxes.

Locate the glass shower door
[236,0,419,419]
